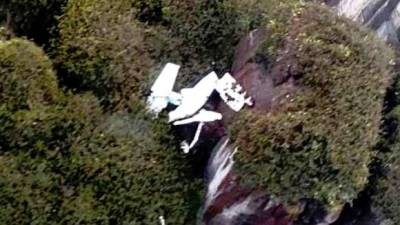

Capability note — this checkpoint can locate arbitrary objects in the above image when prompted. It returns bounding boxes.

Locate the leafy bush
[0,26,12,41]
[229,4,394,210]
[0,0,66,45]
[132,0,163,23]
[0,38,201,225]
[372,145,400,225]
[0,38,59,111]
[371,102,400,224]
[55,0,153,110]
[142,0,265,87]
[0,106,202,225]
[138,0,305,87]
[55,0,268,108]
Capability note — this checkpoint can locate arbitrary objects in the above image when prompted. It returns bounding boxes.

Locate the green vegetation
[0,26,12,41]
[0,38,201,224]
[0,38,59,111]
[142,0,266,87]
[2,0,400,223]
[55,0,153,110]
[372,138,400,224]
[229,4,394,209]
[0,0,66,45]
[132,0,163,23]
[54,0,265,107]
[371,82,400,224]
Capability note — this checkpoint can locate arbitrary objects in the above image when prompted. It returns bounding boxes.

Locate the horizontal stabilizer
[216,73,253,112]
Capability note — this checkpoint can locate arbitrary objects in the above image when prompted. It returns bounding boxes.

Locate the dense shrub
[0,38,59,111]
[0,0,66,45]
[55,0,270,108]
[0,106,202,225]
[372,100,400,224]
[55,0,153,110]
[0,38,201,224]
[1,0,399,223]
[165,0,250,68]
[132,0,163,24]
[142,0,266,87]
[373,142,400,224]
[135,0,306,88]
[229,4,394,210]
[0,26,12,40]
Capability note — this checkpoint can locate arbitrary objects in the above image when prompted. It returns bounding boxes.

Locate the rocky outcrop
[202,3,395,224]
[327,0,400,43]
[201,137,293,225]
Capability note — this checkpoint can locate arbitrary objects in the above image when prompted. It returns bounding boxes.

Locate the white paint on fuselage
[168,72,219,123]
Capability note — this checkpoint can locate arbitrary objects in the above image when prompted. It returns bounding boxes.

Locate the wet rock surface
[201,138,293,225]
[327,0,400,43]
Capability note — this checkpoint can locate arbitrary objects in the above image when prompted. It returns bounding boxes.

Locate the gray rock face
[327,0,400,43]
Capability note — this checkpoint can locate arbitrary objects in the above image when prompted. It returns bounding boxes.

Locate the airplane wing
[151,63,180,96]
[169,72,219,122]
[192,71,219,92]
[147,63,181,116]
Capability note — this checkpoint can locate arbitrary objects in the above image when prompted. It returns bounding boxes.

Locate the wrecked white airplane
[147,63,253,153]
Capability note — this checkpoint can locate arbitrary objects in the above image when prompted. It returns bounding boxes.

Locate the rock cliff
[327,0,400,43]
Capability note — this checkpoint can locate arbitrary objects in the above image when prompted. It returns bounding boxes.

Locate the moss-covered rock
[229,4,394,209]
[55,0,153,110]
[0,38,201,224]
